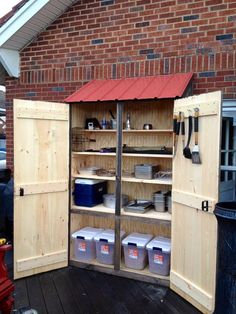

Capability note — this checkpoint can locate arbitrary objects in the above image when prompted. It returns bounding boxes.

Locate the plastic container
[146,236,171,276]
[214,202,236,314]
[103,193,128,209]
[71,227,103,262]
[153,191,166,212]
[94,229,125,265]
[122,233,153,270]
[74,179,107,207]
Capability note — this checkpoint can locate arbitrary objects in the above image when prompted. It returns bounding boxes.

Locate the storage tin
[103,193,128,209]
[134,164,159,179]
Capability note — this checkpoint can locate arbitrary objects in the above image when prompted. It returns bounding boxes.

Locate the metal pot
[143,124,153,130]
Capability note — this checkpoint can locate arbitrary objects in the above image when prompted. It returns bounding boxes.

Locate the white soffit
[0,48,20,77]
[0,0,78,77]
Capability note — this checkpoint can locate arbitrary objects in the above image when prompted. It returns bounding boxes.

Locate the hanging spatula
[183,115,192,159]
[192,108,201,164]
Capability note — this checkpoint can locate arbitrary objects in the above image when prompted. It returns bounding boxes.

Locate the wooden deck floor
[12,266,201,314]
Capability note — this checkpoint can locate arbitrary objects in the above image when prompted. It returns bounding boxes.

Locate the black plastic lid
[214,202,236,220]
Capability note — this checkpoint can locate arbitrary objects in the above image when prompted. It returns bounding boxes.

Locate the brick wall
[5,0,236,169]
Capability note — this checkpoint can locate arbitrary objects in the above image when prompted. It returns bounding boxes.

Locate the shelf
[121,209,171,222]
[71,204,171,222]
[70,258,114,270]
[83,129,173,133]
[72,152,173,158]
[69,259,169,285]
[71,204,114,216]
[120,262,170,282]
[72,173,172,185]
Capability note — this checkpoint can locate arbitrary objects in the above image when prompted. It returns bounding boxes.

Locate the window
[220,100,236,201]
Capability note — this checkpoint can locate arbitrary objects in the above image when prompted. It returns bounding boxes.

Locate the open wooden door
[14,99,69,279]
[170,91,222,313]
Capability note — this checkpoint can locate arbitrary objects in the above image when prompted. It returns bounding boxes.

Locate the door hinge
[19,188,24,197]
[201,200,209,212]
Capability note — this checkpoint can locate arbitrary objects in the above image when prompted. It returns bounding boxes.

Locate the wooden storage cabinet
[70,100,173,283]
[13,91,222,314]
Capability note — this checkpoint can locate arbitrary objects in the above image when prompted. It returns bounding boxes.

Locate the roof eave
[0,48,20,78]
[0,0,49,47]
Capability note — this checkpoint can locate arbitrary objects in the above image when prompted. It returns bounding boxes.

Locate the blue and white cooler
[74,179,107,207]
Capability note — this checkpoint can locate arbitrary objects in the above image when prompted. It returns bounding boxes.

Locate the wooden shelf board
[121,209,172,222]
[71,204,114,215]
[69,259,169,285]
[72,152,173,158]
[70,258,113,269]
[83,129,173,133]
[71,204,171,222]
[72,174,172,185]
[120,261,170,282]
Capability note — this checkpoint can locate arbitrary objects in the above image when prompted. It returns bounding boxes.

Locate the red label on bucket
[101,244,109,255]
[78,242,86,252]
[128,248,138,259]
[154,254,163,264]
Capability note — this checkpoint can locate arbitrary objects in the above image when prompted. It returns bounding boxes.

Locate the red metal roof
[65,73,193,103]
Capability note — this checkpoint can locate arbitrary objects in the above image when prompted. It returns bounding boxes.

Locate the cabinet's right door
[170,91,222,314]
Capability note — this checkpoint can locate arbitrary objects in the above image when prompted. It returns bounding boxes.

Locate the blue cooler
[74,179,107,207]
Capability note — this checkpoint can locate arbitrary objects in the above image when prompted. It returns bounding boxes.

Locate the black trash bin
[214,202,236,314]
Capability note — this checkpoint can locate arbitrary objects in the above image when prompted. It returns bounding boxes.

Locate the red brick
[5,0,236,168]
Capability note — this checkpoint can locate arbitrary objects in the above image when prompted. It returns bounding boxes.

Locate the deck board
[39,272,64,314]
[26,275,47,314]
[12,266,201,314]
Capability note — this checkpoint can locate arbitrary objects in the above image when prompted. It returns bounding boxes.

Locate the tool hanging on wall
[173,112,181,156]
[192,108,201,164]
[183,115,193,159]
[173,114,177,156]
[181,112,185,151]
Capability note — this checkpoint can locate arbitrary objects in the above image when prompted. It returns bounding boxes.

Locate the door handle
[19,188,24,197]
[201,200,209,212]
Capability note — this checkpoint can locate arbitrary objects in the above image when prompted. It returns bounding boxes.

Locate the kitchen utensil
[192,108,201,164]
[153,191,166,212]
[79,167,101,176]
[103,193,128,209]
[134,164,159,179]
[181,112,185,150]
[126,113,131,130]
[183,115,192,159]
[173,114,177,156]
[110,119,117,129]
[124,199,153,214]
[109,110,115,120]
[85,118,101,129]
[174,112,181,156]
[143,124,153,130]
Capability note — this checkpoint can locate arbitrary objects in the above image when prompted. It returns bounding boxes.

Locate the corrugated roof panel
[65,73,193,103]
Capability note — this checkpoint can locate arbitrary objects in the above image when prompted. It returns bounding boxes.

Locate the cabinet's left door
[13,99,70,279]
